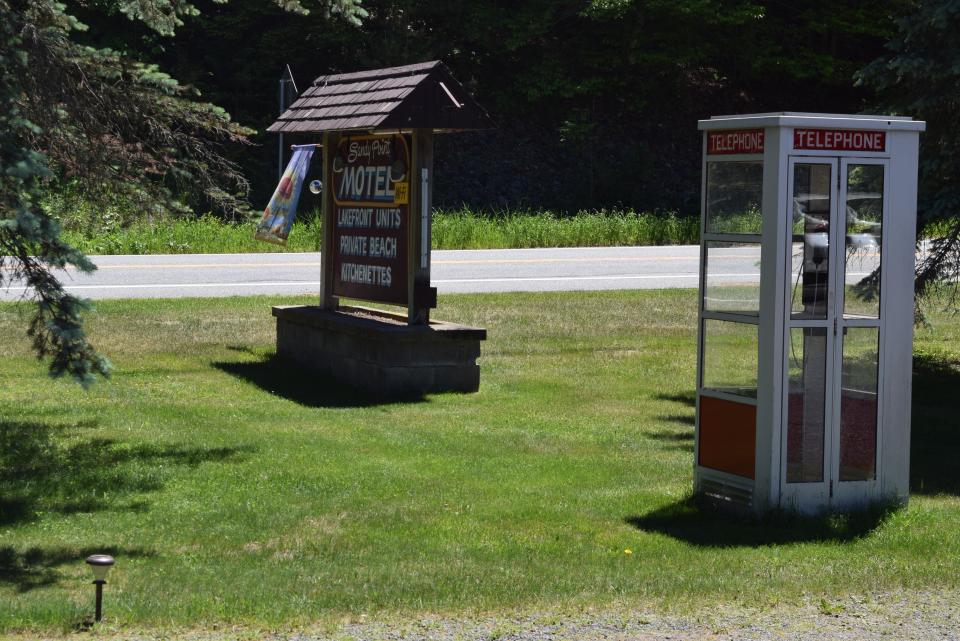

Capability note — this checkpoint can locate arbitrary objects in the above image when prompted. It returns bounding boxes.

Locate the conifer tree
[858,0,960,309]
[0,0,365,385]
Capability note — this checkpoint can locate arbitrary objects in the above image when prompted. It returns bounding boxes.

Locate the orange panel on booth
[698,396,756,479]
[695,113,924,514]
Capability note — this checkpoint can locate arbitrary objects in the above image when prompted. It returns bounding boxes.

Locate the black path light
[84,554,115,623]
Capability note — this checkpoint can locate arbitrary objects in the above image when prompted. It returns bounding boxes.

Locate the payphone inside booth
[694,113,924,514]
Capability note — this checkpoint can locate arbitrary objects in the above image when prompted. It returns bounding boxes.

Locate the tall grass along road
[58,210,701,255]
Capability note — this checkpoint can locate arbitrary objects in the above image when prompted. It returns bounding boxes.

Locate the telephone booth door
[781,157,889,510]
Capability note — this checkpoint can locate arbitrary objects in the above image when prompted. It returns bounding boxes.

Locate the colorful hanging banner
[255,146,315,246]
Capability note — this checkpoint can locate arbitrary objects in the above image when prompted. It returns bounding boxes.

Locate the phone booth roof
[699,112,925,132]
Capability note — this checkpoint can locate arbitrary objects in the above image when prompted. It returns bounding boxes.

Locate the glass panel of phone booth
[839,327,880,481]
[791,163,833,320]
[843,164,884,319]
[786,326,829,483]
[704,241,762,315]
[705,162,763,234]
[702,319,758,398]
[783,159,837,500]
[834,159,885,490]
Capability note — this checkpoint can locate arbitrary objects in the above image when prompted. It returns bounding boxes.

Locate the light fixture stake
[93,579,105,622]
[85,554,115,623]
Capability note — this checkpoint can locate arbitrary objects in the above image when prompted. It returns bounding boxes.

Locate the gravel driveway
[322,591,958,641]
[51,589,957,641]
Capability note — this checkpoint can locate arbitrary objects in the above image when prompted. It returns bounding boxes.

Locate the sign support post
[319,130,339,311]
[408,128,435,325]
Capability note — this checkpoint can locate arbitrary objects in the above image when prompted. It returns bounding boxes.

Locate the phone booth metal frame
[694,113,925,514]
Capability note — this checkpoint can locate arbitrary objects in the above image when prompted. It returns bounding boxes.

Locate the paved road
[0,245,886,301]
[1,246,729,300]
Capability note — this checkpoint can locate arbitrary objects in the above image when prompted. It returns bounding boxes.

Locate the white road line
[2,272,873,293]
[3,281,324,292]
[27,253,735,271]
[4,274,704,293]
[51,262,324,271]
[435,272,869,284]
[433,274,703,284]
[437,255,733,265]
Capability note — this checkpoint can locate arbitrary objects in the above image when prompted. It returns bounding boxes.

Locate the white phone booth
[694,113,924,514]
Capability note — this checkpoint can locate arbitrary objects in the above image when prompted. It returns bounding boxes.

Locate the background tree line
[74,0,905,213]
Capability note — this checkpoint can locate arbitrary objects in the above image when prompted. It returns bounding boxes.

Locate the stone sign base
[272,305,486,394]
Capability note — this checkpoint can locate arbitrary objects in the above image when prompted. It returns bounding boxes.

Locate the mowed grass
[0,291,959,632]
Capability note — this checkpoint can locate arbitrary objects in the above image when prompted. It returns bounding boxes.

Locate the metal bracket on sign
[421,168,429,269]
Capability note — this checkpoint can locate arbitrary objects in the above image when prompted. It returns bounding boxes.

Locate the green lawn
[1,290,958,633]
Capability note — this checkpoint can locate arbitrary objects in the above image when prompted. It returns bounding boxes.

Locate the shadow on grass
[653,391,696,408]
[626,497,894,547]
[0,420,252,527]
[0,545,154,594]
[656,413,694,427]
[649,391,695,447]
[213,353,426,408]
[911,351,960,495]
[644,428,693,452]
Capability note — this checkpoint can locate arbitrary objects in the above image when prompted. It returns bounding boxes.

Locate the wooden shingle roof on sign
[267,60,491,134]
